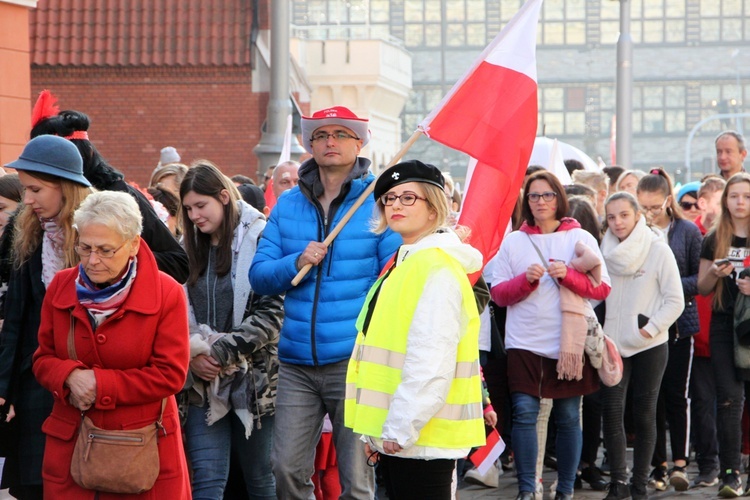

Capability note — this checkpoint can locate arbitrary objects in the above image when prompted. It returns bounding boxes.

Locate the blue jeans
[185,403,275,500]
[511,392,582,495]
[271,360,375,500]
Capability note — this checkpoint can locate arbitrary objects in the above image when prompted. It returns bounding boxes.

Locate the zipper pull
[85,434,94,461]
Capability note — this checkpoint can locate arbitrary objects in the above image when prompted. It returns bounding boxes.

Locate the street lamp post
[254,0,293,173]
[615,0,633,169]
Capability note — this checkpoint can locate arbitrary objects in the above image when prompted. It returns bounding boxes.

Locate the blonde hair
[711,173,750,309]
[372,183,449,238]
[150,163,188,191]
[572,170,608,193]
[13,173,93,268]
[615,169,647,191]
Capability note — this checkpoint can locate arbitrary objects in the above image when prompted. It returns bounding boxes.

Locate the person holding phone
[599,192,684,500]
[697,173,750,497]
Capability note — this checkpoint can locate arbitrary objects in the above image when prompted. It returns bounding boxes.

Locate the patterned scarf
[40,217,65,288]
[76,257,137,327]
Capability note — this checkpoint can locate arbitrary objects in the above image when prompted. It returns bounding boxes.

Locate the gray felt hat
[5,135,90,187]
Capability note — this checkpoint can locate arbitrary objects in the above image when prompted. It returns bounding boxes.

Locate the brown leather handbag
[67,315,165,493]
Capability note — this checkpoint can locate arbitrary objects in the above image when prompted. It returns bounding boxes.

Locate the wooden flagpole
[290,129,423,286]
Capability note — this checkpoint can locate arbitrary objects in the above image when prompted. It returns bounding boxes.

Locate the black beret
[373,160,445,200]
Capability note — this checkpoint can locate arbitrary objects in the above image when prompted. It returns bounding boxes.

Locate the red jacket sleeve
[491,273,539,306]
[33,276,88,405]
[559,267,611,301]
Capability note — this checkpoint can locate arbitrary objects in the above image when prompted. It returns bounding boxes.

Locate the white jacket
[601,217,684,357]
[367,229,483,460]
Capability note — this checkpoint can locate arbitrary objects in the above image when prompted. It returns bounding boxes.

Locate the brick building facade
[27,0,300,186]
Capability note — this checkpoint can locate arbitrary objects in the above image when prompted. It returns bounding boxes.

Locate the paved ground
[456,458,724,499]
[0,454,725,499]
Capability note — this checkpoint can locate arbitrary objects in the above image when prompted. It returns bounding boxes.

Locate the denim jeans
[710,316,746,472]
[602,342,668,489]
[271,360,375,500]
[511,392,582,495]
[185,404,275,499]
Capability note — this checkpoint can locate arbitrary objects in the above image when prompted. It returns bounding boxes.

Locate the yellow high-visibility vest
[344,247,485,449]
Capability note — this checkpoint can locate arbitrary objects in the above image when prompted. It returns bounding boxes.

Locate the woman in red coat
[33,190,191,499]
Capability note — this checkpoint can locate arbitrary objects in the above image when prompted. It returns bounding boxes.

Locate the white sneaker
[463,463,500,488]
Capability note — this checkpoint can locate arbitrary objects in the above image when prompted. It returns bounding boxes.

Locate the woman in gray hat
[0,134,93,499]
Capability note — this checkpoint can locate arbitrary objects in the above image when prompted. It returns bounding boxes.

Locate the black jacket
[106,179,188,283]
[0,246,52,487]
[667,218,703,337]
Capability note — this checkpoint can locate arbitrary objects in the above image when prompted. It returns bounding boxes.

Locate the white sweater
[600,217,685,358]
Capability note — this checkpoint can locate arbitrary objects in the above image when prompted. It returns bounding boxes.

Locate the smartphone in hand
[715,258,731,266]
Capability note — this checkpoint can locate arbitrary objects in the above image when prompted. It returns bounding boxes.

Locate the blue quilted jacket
[667,218,703,337]
[249,157,402,366]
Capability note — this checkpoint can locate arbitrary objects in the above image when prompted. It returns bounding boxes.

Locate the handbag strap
[68,313,167,429]
[525,232,549,270]
[525,233,560,288]
[68,313,78,361]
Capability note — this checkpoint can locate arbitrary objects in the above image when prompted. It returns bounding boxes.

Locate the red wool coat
[32,242,190,499]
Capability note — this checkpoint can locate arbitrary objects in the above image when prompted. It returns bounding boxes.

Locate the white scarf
[600,216,655,276]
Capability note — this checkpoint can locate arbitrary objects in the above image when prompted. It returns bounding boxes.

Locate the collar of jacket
[50,240,163,316]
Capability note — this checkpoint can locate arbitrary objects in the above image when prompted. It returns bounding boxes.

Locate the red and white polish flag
[419,0,542,268]
[469,428,506,475]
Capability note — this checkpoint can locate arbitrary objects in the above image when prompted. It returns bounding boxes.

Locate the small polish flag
[469,428,506,476]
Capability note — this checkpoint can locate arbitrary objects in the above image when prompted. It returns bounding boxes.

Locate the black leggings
[602,343,668,489]
[652,336,694,465]
[379,455,455,500]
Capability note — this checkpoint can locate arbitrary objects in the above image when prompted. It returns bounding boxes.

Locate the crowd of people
[0,92,748,500]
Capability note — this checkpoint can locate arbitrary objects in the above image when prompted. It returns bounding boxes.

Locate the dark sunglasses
[679,201,699,210]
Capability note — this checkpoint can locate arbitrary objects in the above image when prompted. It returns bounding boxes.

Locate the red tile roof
[30,0,254,66]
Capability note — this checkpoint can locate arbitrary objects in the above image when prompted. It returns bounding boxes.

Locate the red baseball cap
[300,106,370,154]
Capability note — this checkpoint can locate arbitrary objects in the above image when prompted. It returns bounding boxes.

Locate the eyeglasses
[74,241,127,259]
[641,198,669,216]
[380,193,427,206]
[679,201,699,211]
[527,191,557,203]
[310,132,360,143]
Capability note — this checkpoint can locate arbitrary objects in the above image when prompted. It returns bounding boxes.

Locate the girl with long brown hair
[697,172,750,497]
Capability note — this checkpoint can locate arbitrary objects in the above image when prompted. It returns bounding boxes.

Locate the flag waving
[419,0,542,267]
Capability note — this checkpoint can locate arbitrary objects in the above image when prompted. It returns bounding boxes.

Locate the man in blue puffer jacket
[250,106,401,499]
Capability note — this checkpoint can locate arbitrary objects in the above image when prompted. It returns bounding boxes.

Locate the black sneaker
[630,482,649,500]
[647,466,667,491]
[580,465,608,491]
[574,470,582,490]
[718,470,744,498]
[604,481,631,500]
